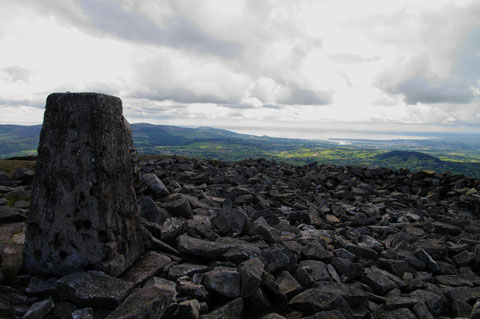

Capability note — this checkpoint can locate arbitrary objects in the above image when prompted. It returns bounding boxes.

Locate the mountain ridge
[1,124,479,178]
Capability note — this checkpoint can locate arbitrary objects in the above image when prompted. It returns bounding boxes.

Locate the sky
[0,0,479,139]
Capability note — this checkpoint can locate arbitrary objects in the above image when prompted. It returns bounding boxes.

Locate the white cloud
[0,0,479,132]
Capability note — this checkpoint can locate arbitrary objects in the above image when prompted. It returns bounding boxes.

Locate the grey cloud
[453,26,480,83]
[126,102,189,113]
[376,9,480,105]
[276,85,333,105]
[20,0,240,57]
[328,54,364,63]
[129,91,257,109]
[0,98,44,108]
[220,104,257,110]
[70,0,240,57]
[329,54,380,64]
[129,89,237,105]
[2,66,31,82]
[130,53,248,106]
[226,111,245,119]
[387,76,474,104]
[380,26,480,105]
[340,73,353,88]
[263,104,283,110]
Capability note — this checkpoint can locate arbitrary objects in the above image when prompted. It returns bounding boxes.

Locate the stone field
[0,155,480,318]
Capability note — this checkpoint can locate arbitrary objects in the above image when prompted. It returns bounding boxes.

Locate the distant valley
[1,123,480,178]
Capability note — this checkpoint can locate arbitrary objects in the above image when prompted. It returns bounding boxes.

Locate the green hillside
[0,125,41,158]
[0,124,479,178]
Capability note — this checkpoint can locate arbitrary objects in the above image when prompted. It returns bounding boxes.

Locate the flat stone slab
[202,266,241,298]
[289,288,353,318]
[176,234,234,258]
[57,271,129,309]
[0,206,26,224]
[23,298,55,319]
[120,251,171,288]
[106,286,175,319]
[167,263,209,279]
[25,277,57,296]
[200,298,243,319]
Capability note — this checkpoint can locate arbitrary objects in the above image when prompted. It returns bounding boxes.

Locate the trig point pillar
[23,92,143,276]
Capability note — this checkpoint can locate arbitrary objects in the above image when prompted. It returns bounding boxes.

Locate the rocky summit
[0,156,479,318]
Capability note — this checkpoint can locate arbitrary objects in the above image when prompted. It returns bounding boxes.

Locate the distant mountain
[0,124,479,178]
[131,123,243,147]
[0,125,42,158]
[374,150,480,177]
[375,151,443,164]
[0,123,318,158]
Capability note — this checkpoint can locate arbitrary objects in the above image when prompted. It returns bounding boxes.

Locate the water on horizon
[222,126,432,142]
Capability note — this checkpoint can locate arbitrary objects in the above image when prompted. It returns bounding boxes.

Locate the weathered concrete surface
[23,92,143,276]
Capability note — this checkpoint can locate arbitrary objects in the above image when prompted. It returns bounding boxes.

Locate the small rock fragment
[177,299,201,319]
[142,173,170,198]
[23,298,54,319]
[202,267,241,298]
[72,308,94,319]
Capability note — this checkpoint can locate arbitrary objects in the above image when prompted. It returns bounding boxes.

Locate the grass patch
[139,154,189,161]
[7,191,30,207]
[0,159,36,177]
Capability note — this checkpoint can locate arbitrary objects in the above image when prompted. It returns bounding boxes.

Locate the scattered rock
[168,263,209,279]
[71,308,94,319]
[164,197,193,219]
[177,299,201,319]
[0,206,27,223]
[200,297,243,319]
[161,217,186,243]
[56,271,129,309]
[138,195,169,224]
[25,277,57,296]
[202,266,241,298]
[120,251,171,288]
[142,173,170,198]
[3,132,480,318]
[361,267,398,296]
[178,280,209,301]
[177,234,233,258]
[410,289,444,316]
[23,298,54,319]
[276,270,303,298]
[289,288,353,318]
[106,286,175,319]
[11,168,34,186]
[238,257,264,298]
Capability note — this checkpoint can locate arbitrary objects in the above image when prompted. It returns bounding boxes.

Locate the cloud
[263,104,283,110]
[328,54,365,64]
[79,0,240,57]
[0,98,44,108]
[386,76,474,104]
[6,0,332,113]
[4,0,480,131]
[128,49,250,105]
[374,4,480,105]
[275,85,332,106]
[22,0,240,57]
[2,66,32,82]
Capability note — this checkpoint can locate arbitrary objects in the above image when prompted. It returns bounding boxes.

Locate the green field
[1,124,480,178]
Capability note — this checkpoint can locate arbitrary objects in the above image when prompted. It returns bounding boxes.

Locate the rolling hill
[0,124,479,178]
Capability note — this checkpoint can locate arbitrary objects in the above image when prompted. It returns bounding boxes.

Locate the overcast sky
[1,0,479,138]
